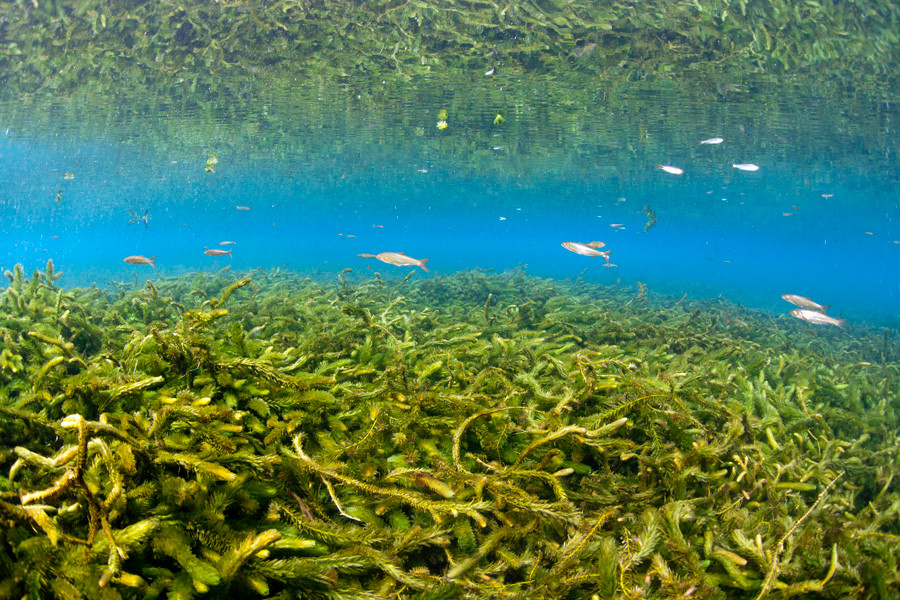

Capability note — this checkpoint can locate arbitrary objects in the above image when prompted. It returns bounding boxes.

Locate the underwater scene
[1,1,899,598]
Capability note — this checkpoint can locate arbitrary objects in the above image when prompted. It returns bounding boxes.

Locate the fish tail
[821,304,830,313]
[149,255,157,269]
[227,250,233,257]
[418,258,430,272]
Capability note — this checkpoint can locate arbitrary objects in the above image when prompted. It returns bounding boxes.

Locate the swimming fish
[561,242,614,266]
[219,241,236,246]
[781,294,828,312]
[732,163,760,171]
[561,241,606,256]
[375,252,430,272]
[659,165,684,175]
[790,309,846,329]
[204,249,232,257]
[700,137,724,144]
[357,253,378,259]
[124,255,156,268]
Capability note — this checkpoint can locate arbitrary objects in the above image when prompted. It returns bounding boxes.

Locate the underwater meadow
[0,263,898,600]
[2,0,900,598]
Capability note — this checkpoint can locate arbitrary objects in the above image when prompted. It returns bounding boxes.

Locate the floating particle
[128,210,152,228]
[643,205,657,232]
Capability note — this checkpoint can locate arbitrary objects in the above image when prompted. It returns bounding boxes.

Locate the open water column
[1,1,898,598]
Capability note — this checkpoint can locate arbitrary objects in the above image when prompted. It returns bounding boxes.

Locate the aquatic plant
[1,0,897,96]
[1,265,899,598]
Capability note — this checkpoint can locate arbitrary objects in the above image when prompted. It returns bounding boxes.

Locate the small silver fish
[733,163,760,171]
[375,252,430,272]
[561,241,606,256]
[700,137,724,144]
[790,309,846,329]
[659,165,683,175]
[561,242,613,266]
[204,249,232,257]
[781,294,828,312]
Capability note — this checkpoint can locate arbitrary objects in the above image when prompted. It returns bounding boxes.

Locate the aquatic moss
[0,266,898,598]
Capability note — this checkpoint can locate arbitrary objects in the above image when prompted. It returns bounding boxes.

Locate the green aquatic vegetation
[0,266,899,598]
[2,0,898,100]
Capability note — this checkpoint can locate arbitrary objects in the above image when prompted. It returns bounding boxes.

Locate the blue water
[1,81,898,327]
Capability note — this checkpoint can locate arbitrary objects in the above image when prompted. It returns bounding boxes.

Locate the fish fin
[587,241,605,248]
[227,250,232,257]
[419,258,430,273]
[149,255,157,269]
[836,318,846,329]
[821,304,830,313]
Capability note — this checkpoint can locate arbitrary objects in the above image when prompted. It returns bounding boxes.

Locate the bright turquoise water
[1,79,897,327]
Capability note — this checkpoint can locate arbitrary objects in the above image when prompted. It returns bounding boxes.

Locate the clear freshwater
[2,3,900,598]
[2,79,897,327]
